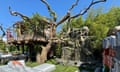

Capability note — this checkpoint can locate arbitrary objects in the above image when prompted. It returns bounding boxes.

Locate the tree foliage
[0,40,5,51]
[62,7,120,50]
[22,13,48,36]
[90,7,120,49]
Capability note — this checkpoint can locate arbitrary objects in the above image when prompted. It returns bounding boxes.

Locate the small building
[102,26,120,72]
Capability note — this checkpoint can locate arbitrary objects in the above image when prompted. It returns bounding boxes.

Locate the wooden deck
[7,35,48,44]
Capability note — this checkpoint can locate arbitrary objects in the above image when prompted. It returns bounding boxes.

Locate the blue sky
[0,0,120,36]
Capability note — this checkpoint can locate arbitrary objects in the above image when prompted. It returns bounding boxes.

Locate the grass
[26,59,78,72]
[46,59,78,72]
[26,61,40,67]
[53,65,78,72]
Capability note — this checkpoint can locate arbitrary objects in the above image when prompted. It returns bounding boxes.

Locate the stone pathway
[81,70,89,72]
[94,67,101,72]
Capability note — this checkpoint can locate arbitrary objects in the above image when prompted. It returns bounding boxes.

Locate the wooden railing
[7,30,47,44]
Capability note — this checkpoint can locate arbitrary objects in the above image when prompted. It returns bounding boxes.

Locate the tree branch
[56,13,70,26]
[9,6,30,21]
[68,0,79,12]
[71,0,107,18]
[0,24,5,38]
[9,6,52,28]
[40,0,57,22]
[56,0,79,26]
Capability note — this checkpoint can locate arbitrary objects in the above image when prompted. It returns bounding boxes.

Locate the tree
[0,39,5,51]
[0,25,6,51]
[9,0,107,63]
[61,7,120,61]
[86,7,120,60]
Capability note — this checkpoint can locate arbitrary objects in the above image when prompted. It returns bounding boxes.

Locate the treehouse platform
[7,34,48,45]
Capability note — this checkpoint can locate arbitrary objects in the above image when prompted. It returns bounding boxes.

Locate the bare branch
[71,0,106,18]
[68,0,79,12]
[56,13,70,26]
[9,6,53,28]
[40,0,57,22]
[0,24,5,38]
[56,0,79,26]
[9,6,30,21]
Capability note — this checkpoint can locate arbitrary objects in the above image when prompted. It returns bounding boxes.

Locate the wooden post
[22,45,24,54]
[28,44,32,61]
[16,45,20,51]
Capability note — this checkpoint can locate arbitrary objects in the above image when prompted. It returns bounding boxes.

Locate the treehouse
[7,21,50,45]
[7,7,59,63]
[6,18,53,62]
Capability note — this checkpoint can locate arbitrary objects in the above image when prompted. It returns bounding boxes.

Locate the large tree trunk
[36,52,41,63]
[36,24,56,63]
[36,42,51,63]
